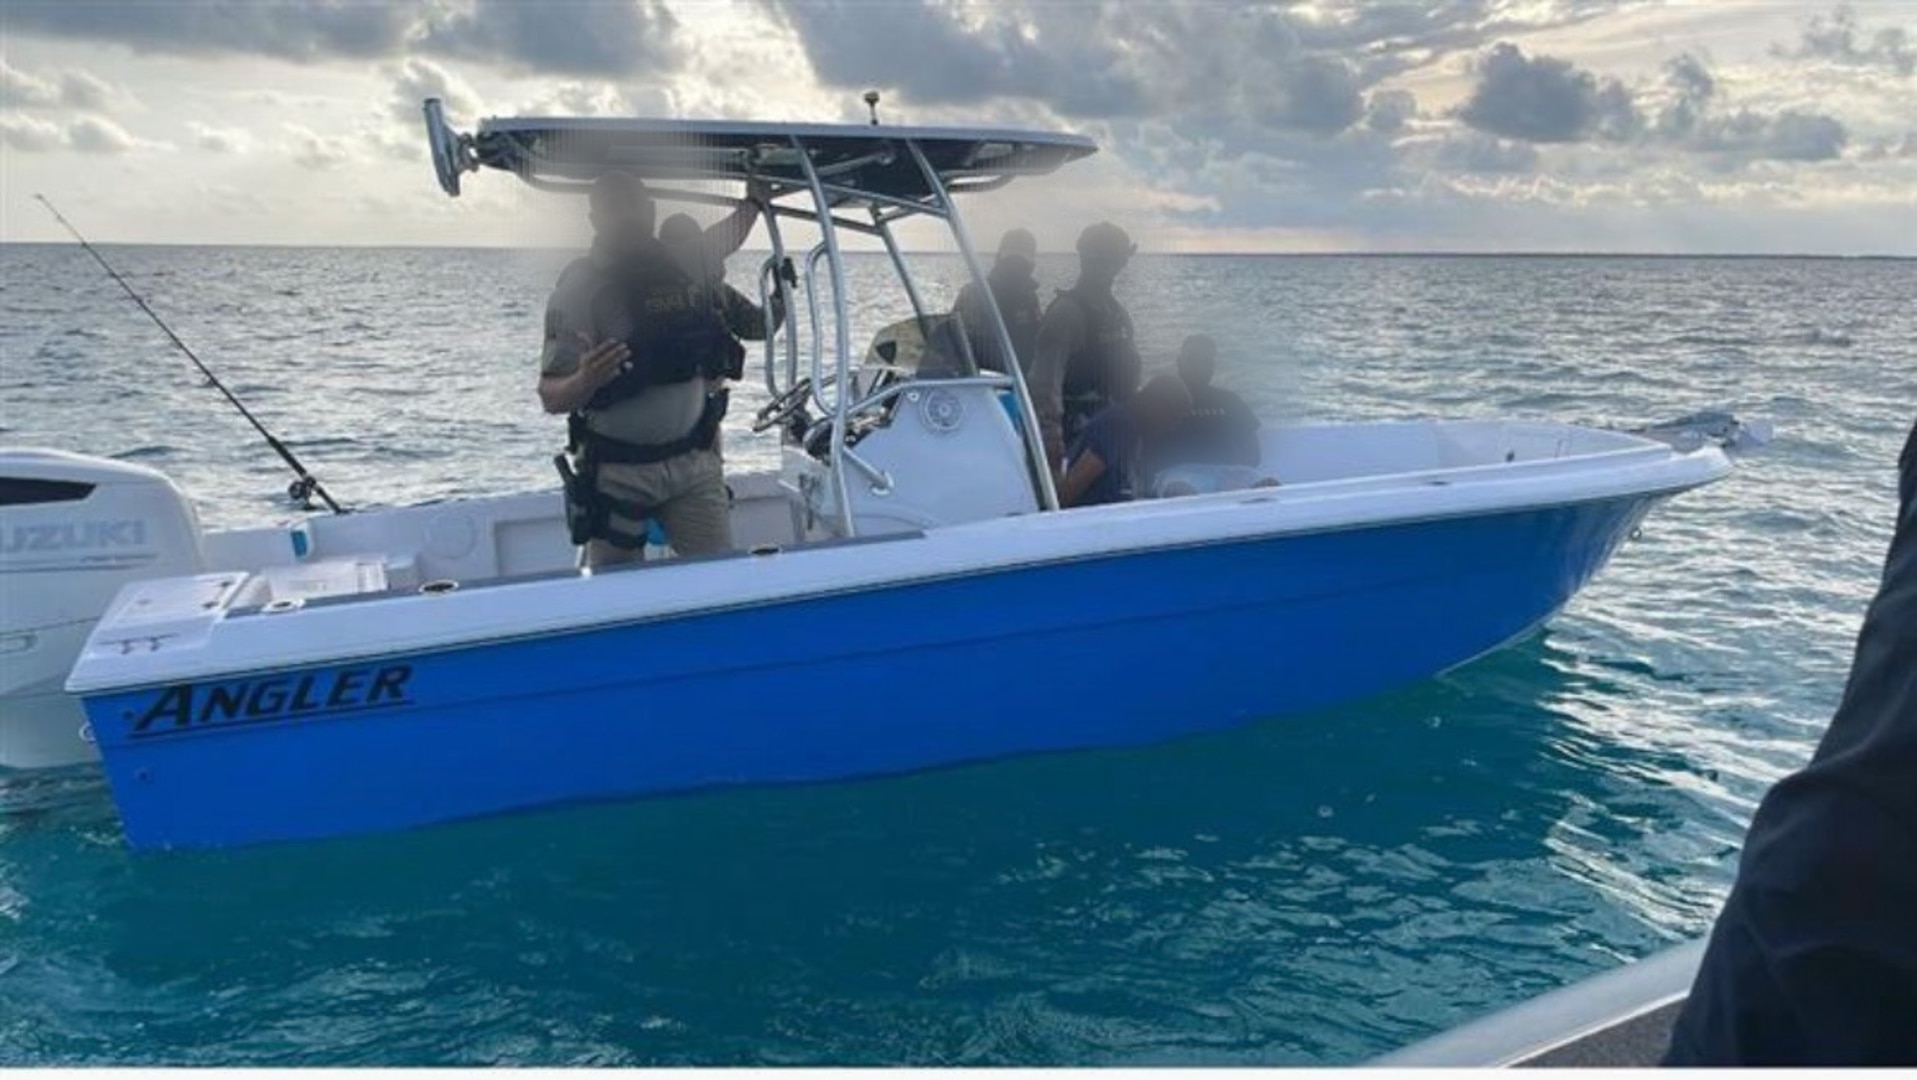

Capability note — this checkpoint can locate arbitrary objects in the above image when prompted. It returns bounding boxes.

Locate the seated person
[1057,373,1192,508]
[1151,333,1261,471]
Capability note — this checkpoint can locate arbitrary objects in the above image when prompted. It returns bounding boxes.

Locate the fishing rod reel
[287,475,320,510]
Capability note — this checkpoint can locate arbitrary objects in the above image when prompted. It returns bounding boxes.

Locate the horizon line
[1,240,1912,261]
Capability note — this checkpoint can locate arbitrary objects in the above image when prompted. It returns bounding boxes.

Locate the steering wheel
[752,378,814,433]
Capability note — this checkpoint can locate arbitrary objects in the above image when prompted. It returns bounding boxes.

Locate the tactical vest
[584,249,745,412]
[1058,287,1139,404]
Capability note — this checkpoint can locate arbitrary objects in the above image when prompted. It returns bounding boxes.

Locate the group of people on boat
[538,176,1265,567]
[951,222,1264,509]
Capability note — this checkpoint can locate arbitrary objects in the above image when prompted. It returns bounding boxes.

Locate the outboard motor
[0,449,206,768]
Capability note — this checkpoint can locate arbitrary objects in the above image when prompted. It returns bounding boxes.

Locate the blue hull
[83,496,1656,849]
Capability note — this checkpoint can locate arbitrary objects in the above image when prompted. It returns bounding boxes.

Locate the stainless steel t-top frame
[424,100,1100,525]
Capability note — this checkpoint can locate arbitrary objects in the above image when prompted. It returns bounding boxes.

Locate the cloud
[1652,53,1715,138]
[0,112,65,151]
[515,80,674,118]
[283,122,355,169]
[387,57,480,127]
[188,122,250,153]
[1645,52,1850,164]
[0,57,60,107]
[1364,89,1419,135]
[65,115,143,153]
[1426,132,1542,174]
[4,1,415,62]
[419,0,682,78]
[0,112,160,153]
[751,0,1631,141]
[1691,109,1850,164]
[0,56,120,111]
[56,69,116,111]
[1773,4,1915,76]
[1459,42,1640,143]
[1456,43,1852,167]
[3,0,688,78]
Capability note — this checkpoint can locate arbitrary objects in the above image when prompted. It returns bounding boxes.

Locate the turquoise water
[0,247,1912,1064]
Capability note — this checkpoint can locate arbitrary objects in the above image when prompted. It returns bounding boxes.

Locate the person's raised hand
[574,332,632,391]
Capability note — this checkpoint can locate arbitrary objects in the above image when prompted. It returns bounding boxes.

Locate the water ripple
[0,247,1910,1065]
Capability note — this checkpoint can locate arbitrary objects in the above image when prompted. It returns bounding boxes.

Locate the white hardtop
[428,99,1097,200]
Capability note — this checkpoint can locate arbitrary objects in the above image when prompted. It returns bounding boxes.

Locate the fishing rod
[35,194,345,514]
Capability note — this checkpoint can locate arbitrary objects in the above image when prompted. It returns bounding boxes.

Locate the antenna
[863,90,882,126]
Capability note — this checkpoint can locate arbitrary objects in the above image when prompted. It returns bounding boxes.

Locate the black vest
[585,248,745,412]
[1058,287,1139,404]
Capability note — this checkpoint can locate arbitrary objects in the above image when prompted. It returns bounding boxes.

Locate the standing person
[952,227,1041,375]
[1153,333,1262,471]
[538,172,769,567]
[1056,373,1192,509]
[1029,222,1143,471]
[1665,418,1917,1065]
[657,211,786,347]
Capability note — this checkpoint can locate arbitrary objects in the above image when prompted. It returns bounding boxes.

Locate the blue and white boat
[44,103,1736,850]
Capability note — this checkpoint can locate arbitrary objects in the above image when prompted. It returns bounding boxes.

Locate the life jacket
[584,246,745,412]
[1058,286,1139,406]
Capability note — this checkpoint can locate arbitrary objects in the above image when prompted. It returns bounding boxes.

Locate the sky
[1,0,1913,254]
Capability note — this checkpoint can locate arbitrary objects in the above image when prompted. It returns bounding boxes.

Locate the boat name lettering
[1,519,146,555]
[130,664,414,736]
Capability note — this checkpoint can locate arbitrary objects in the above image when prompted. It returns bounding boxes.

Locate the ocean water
[0,245,1912,1065]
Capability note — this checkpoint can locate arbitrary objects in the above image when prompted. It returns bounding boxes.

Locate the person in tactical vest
[1029,222,1143,471]
[952,227,1041,375]
[538,172,776,567]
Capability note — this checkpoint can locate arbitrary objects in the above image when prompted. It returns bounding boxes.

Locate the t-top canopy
[423,100,1097,205]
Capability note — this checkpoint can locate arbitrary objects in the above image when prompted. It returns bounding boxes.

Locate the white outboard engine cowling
[1,449,206,768]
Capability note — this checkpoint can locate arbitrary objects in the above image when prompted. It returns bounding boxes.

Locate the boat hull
[81,492,1659,850]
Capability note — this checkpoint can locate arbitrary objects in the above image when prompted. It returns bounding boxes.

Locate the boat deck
[1512,1000,1682,1067]
[1370,941,1700,1068]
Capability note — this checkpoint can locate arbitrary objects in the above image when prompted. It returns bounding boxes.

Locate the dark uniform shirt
[1066,404,1143,507]
[1152,383,1261,473]
[1666,418,1917,1066]
[953,264,1041,375]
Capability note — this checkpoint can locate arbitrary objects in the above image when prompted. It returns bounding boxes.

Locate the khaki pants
[582,447,732,568]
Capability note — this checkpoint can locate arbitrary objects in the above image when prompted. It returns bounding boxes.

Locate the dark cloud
[1430,132,1541,174]
[1653,53,1715,137]
[1773,4,1915,77]
[1365,89,1419,135]
[3,0,685,77]
[755,1,1146,119]
[1648,52,1848,164]
[756,0,1619,139]
[1458,43,1640,143]
[1692,109,1849,163]
[5,1,414,62]
[420,0,680,77]
[1456,43,1846,166]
